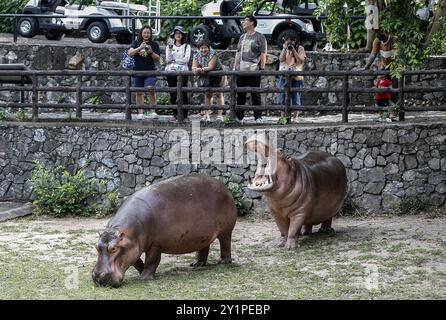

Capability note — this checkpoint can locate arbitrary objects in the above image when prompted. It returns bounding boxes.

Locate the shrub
[31,161,119,217]
[222,172,252,216]
[338,194,362,216]
[398,196,428,215]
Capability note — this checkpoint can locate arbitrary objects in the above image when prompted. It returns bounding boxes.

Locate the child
[375,74,392,107]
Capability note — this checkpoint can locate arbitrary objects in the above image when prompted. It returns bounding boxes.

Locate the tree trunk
[427,0,446,43]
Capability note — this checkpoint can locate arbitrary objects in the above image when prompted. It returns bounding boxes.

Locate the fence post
[13,17,18,43]
[342,74,349,123]
[125,75,131,120]
[31,74,38,120]
[176,74,184,122]
[132,19,136,40]
[285,74,291,124]
[398,74,405,121]
[75,75,82,119]
[230,73,236,119]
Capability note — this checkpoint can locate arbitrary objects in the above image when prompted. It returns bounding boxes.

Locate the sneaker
[216,115,224,122]
[255,117,264,124]
[136,113,144,120]
[145,112,158,119]
[201,115,211,122]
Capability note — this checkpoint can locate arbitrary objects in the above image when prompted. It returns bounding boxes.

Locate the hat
[170,26,187,36]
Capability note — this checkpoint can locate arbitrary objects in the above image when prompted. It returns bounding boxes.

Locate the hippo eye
[109,247,118,254]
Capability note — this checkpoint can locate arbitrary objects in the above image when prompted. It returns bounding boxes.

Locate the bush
[222,173,252,216]
[0,0,28,33]
[338,194,362,216]
[31,161,119,217]
[398,196,428,215]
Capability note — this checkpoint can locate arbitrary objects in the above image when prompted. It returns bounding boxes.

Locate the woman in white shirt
[165,26,191,120]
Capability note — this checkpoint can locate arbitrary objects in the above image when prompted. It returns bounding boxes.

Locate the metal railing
[1,68,446,123]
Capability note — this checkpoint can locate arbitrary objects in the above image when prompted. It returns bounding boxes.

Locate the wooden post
[76,75,82,119]
[230,74,236,119]
[398,75,405,121]
[31,74,38,120]
[176,74,184,122]
[342,74,349,123]
[125,75,131,120]
[285,74,291,124]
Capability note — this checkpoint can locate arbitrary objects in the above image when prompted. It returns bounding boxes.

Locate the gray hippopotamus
[92,174,237,287]
[246,134,347,250]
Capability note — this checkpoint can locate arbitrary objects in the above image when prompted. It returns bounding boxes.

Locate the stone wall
[1,42,446,107]
[1,121,445,213]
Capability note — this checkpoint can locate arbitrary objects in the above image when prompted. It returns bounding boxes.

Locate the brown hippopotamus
[246,134,347,250]
[92,174,237,287]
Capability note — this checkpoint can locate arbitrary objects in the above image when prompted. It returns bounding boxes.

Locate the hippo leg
[272,215,289,247]
[140,247,161,281]
[191,246,210,267]
[319,218,334,233]
[300,224,313,236]
[217,231,233,264]
[285,213,305,250]
[133,258,144,274]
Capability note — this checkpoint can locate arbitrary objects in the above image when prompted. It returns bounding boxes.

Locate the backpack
[121,49,135,70]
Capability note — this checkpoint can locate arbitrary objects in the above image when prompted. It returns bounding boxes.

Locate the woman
[192,39,225,122]
[278,36,306,123]
[165,26,191,120]
[128,25,160,120]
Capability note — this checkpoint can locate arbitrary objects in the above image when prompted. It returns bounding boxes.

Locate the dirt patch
[0,214,445,299]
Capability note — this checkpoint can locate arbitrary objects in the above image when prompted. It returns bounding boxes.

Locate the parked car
[190,0,325,50]
[18,0,160,43]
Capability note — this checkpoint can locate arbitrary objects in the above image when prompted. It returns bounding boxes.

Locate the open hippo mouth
[247,162,274,192]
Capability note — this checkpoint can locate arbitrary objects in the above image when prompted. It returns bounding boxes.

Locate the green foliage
[315,0,366,50]
[398,196,428,214]
[31,161,118,217]
[338,194,362,216]
[382,101,400,120]
[222,172,252,216]
[380,1,429,78]
[427,17,446,55]
[14,108,28,121]
[86,95,102,105]
[0,0,28,33]
[0,108,7,121]
[277,115,290,125]
[222,114,236,127]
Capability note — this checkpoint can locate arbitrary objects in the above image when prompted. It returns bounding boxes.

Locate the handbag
[121,49,135,70]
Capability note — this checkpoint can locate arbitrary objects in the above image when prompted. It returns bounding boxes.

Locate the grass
[0,214,445,299]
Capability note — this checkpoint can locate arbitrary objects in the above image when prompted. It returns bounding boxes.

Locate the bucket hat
[170,26,187,36]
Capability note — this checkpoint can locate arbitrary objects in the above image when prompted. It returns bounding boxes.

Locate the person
[278,35,306,122]
[362,29,394,71]
[192,39,225,122]
[375,74,392,107]
[128,25,161,120]
[165,25,191,120]
[233,15,267,123]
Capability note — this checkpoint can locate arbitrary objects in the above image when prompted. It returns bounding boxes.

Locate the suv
[18,0,160,44]
[190,0,325,50]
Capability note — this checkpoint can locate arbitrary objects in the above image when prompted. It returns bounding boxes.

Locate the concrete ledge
[0,202,33,222]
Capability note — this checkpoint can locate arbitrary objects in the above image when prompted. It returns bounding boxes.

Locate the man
[362,29,394,71]
[233,15,267,123]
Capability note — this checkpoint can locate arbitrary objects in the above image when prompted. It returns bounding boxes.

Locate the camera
[145,44,152,50]
[287,44,294,50]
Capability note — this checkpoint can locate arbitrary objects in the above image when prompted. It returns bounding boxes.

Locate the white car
[18,0,160,43]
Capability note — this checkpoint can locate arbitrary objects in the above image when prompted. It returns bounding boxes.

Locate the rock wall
[1,121,445,213]
[1,42,446,107]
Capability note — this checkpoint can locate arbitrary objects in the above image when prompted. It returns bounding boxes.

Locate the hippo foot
[190,261,207,267]
[277,237,286,247]
[284,239,298,250]
[318,227,335,234]
[217,258,232,265]
[140,273,155,282]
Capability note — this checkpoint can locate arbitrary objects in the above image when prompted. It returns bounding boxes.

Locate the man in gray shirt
[234,15,267,123]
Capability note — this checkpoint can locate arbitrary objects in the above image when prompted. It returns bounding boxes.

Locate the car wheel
[116,33,133,44]
[45,30,64,41]
[190,24,211,47]
[87,21,110,43]
[276,29,301,50]
[210,37,231,49]
[18,17,39,38]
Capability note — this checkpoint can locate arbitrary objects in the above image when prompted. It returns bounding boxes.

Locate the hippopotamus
[246,134,347,250]
[92,174,237,287]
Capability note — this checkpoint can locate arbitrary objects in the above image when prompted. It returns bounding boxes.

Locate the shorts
[199,76,224,88]
[132,76,157,88]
